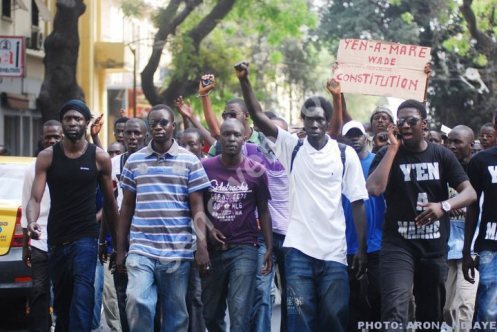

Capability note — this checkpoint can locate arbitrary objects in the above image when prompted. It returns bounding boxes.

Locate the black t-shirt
[467,147,497,253]
[369,143,468,257]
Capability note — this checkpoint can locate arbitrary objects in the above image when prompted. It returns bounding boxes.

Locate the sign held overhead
[334,39,431,101]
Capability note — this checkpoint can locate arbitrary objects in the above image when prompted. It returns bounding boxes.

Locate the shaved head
[220,118,245,136]
[451,125,474,143]
[126,118,147,134]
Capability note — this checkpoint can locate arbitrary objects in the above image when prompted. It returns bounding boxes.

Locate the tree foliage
[135,0,318,119]
[317,0,497,132]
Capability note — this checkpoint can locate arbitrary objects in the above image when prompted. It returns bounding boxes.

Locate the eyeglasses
[148,119,170,128]
[397,116,421,127]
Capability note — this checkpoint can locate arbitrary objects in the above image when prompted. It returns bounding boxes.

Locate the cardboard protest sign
[334,39,431,101]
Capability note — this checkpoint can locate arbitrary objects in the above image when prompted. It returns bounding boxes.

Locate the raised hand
[90,114,104,137]
[175,96,193,119]
[234,61,249,79]
[424,63,432,76]
[326,78,341,97]
[198,74,216,96]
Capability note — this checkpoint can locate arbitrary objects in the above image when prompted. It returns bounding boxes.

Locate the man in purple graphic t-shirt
[201,118,273,332]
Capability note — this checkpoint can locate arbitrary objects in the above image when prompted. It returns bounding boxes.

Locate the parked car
[0,156,34,301]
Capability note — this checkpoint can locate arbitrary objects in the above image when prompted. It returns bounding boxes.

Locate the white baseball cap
[342,120,366,136]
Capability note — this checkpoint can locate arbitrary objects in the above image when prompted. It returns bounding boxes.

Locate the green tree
[316,0,497,131]
[126,0,317,114]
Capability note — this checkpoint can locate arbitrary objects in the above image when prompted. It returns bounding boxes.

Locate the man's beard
[63,128,85,141]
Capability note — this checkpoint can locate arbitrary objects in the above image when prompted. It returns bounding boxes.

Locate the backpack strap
[338,143,347,177]
[290,140,347,176]
[290,139,304,173]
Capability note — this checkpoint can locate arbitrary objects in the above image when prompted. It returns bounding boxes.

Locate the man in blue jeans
[116,104,213,331]
[236,62,369,332]
[463,120,497,329]
[27,100,119,331]
[201,118,273,332]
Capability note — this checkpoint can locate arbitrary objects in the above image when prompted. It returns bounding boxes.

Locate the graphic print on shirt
[489,166,497,183]
[485,222,497,240]
[209,179,252,222]
[397,192,440,240]
[399,163,440,182]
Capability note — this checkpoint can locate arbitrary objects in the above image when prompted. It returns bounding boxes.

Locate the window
[31,0,39,27]
[4,111,42,156]
[4,115,20,155]
[2,0,11,18]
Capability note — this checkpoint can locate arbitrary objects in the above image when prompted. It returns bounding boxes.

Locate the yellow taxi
[0,156,34,299]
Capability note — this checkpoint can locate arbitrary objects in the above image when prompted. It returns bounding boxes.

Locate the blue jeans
[125,253,191,332]
[251,236,275,332]
[474,250,497,330]
[49,237,98,332]
[92,259,104,330]
[285,248,349,332]
[201,245,258,332]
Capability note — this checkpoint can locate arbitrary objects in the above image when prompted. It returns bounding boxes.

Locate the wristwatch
[441,201,451,214]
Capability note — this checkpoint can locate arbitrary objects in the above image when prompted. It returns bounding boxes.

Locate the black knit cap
[59,99,92,121]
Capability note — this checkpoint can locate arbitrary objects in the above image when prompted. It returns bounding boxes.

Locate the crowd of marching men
[20,61,497,332]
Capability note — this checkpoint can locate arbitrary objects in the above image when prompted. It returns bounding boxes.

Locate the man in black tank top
[26,100,119,332]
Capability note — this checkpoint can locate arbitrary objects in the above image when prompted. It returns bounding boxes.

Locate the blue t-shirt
[343,152,385,254]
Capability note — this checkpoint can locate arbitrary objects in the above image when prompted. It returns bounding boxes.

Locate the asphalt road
[0,299,282,331]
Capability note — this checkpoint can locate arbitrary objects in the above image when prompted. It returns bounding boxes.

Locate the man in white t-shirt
[236,62,369,332]
[21,120,63,331]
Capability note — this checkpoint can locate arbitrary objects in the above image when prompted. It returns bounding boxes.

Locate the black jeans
[380,242,447,332]
[273,232,287,332]
[30,247,51,332]
[113,271,129,332]
[347,251,381,332]
[187,262,205,332]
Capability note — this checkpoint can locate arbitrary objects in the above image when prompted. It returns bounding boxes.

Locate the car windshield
[0,163,28,201]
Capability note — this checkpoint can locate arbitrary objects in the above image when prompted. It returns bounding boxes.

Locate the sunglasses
[397,116,421,127]
[148,119,170,128]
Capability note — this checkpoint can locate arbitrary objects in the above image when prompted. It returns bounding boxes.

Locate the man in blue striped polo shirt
[116,104,213,331]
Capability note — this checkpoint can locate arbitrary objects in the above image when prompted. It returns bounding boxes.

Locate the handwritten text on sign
[335,39,431,101]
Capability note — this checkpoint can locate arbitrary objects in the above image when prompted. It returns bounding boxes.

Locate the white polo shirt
[21,161,49,252]
[274,127,369,264]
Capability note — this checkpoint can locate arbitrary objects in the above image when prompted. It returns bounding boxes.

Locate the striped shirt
[120,140,211,261]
